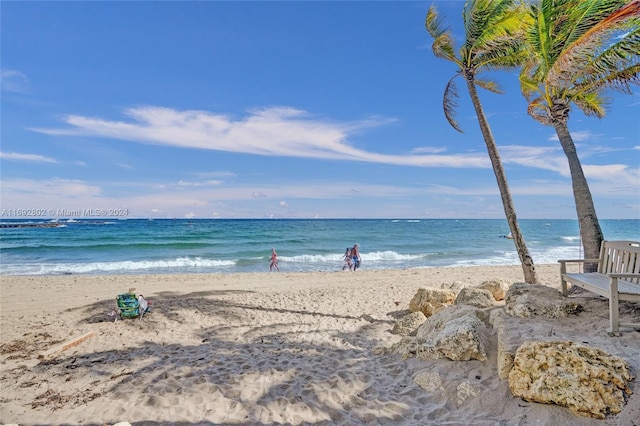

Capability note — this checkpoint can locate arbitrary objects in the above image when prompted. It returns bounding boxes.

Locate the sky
[1,1,639,220]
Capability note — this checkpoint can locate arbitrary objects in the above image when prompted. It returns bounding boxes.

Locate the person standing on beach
[342,247,352,271]
[351,243,361,271]
[269,248,280,272]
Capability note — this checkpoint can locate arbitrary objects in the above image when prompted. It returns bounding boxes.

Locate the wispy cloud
[0,151,58,163]
[1,178,102,198]
[499,145,569,175]
[410,146,448,154]
[176,180,223,187]
[32,106,491,169]
[547,130,594,142]
[2,176,635,219]
[582,164,639,185]
[0,69,29,93]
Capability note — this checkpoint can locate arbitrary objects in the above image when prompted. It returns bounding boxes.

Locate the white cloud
[1,178,102,199]
[1,176,635,219]
[582,164,639,185]
[0,69,29,93]
[0,151,58,163]
[499,145,569,175]
[176,180,223,187]
[411,146,447,154]
[547,130,593,142]
[32,106,491,169]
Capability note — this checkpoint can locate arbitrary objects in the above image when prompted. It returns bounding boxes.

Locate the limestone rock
[479,279,510,301]
[457,380,481,406]
[439,281,467,292]
[379,336,419,359]
[391,311,427,336]
[508,340,634,419]
[414,371,443,392]
[415,305,489,361]
[491,309,519,380]
[455,287,496,309]
[504,282,583,318]
[409,288,457,317]
[488,307,505,328]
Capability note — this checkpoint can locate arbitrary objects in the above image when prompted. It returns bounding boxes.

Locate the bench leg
[609,277,620,333]
[559,262,568,296]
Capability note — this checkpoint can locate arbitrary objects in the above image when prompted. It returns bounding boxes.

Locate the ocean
[0,219,638,276]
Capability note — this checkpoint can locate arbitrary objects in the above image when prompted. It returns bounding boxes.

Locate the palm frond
[578,63,640,95]
[474,78,504,94]
[443,75,464,133]
[572,92,607,119]
[521,0,639,124]
[562,0,628,50]
[426,5,458,63]
[464,0,514,51]
[526,96,553,125]
[463,0,530,71]
[570,24,640,93]
[547,1,639,88]
[476,38,529,71]
[519,72,540,101]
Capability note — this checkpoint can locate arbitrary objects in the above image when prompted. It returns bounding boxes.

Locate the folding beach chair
[115,288,152,321]
[116,293,140,320]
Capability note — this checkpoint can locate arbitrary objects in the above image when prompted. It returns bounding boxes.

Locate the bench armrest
[559,258,600,296]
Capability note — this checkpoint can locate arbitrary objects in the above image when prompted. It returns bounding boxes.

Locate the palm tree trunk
[464,73,538,284]
[552,122,604,271]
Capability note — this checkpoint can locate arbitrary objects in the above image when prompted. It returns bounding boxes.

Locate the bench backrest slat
[598,240,640,283]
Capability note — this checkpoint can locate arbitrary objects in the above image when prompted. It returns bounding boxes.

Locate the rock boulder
[409,288,457,317]
[391,311,426,336]
[478,279,510,301]
[508,340,634,419]
[415,305,489,361]
[455,287,496,309]
[504,282,583,318]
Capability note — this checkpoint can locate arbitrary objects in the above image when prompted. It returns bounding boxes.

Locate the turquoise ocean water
[0,219,638,275]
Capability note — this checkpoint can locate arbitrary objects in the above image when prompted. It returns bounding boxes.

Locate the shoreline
[0,265,560,316]
[1,263,638,425]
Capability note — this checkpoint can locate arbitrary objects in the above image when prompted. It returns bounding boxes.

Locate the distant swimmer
[269,247,280,272]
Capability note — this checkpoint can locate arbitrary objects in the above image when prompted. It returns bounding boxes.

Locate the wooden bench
[559,240,640,332]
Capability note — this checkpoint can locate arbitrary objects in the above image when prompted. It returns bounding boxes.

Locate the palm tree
[426,0,538,284]
[519,0,640,269]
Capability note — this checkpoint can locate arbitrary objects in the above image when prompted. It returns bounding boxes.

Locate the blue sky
[1,1,638,219]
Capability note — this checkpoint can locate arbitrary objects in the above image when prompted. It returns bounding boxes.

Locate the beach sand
[1,264,638,425]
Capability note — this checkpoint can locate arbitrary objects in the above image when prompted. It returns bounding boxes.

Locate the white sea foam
[451,245,584,267]
[280,251,425,263]
[1,257,236,275]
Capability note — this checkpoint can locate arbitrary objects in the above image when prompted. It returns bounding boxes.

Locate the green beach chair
[116,289,152,321]
[116,293,140,319]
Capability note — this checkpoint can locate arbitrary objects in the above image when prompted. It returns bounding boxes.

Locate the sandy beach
[1,264,638,425]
